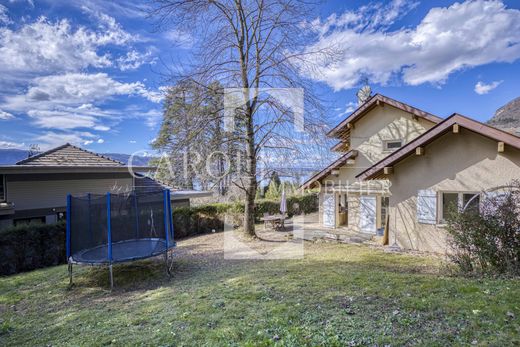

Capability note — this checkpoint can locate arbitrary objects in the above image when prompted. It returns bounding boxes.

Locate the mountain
[102,153,154,166]
[0,149,154,166]
[0,149,28,165]
[488,96,520,135]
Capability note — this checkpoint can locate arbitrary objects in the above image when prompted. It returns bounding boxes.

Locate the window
[463,193,480,213]
[384,140,403,151]
[441,193,458,221]
[0,174,5,202]
[440,192,480,222]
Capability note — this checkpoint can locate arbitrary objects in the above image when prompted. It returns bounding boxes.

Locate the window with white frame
[439,192,480,222]
[383,139,403,152]
[0,174,5,202]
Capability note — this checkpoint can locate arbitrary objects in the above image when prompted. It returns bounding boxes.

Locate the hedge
[0,193,318,275]
[0,222,66,275]
[172,193,318,238]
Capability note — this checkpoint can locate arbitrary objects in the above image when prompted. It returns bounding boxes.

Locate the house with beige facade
[0,143,211,230]
[303,94,520,253]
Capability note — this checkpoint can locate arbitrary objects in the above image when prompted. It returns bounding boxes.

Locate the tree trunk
[243,106,257,236]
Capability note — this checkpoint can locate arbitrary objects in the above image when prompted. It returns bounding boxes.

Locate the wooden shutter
[359,196,377,233]
[417,190,437,224]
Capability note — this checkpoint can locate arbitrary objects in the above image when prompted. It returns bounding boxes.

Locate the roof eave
[327,94,443,138]
[0,166,156,174]
[357,113,520,180]
[171,191,213,200]
[300,150,358,190]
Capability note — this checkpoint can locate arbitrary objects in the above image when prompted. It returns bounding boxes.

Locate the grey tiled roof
[16,143,125,167]
[134,174,176,193]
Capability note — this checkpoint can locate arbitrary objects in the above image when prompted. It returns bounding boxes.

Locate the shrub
[446,182,520,276]
[0,194,318,275]
[0,222,66,275]
[171,193,318,238]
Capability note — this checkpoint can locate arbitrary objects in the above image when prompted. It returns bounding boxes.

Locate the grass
[0,232,519,346]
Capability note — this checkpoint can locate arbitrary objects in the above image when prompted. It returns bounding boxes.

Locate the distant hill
[0,149,28,165]
[103,153,154,166]
[488,96,520,135]
[0,149,154,166]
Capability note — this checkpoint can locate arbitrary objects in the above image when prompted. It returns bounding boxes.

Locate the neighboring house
[0,143,211,230]
[303,94,520,253]
[302,94,442,234]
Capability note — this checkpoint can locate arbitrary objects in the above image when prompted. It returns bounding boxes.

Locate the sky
[0,0,519,154]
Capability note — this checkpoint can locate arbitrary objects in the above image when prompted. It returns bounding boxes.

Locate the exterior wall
[387,129,520,253]
[347,194,360,232]
[4,173,133,220]
[327,105,435,184]
[318,104,437,230]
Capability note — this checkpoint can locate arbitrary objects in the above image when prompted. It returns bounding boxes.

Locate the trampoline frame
[66,189,176,289]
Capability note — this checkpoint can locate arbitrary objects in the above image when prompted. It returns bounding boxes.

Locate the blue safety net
[68,190,174,264]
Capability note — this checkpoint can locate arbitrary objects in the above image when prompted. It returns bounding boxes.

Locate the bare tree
[150,0,334,235]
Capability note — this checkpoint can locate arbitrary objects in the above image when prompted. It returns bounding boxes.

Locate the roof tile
[16,143,125,167]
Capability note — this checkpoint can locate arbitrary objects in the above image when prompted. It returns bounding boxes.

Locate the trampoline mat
[72,238,170,264]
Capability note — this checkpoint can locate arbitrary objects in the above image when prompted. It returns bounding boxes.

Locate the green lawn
[0,232,519,346]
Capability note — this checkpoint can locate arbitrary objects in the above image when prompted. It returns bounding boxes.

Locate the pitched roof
[16,143,125,167]
[327,94,443,139]
[357,113,520,180]
[300,150,358,189]
[134,174,213,200]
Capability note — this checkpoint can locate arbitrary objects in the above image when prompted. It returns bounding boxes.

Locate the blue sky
[0,0,519,154]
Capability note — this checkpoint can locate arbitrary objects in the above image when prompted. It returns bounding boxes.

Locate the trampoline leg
[109,264,114,290]
[165,251,172,278]
[68,262,73,287]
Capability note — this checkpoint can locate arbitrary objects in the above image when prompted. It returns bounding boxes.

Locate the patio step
[292,229,374,244]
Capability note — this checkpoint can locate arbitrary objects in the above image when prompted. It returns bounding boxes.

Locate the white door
[359,196,377,233]
[322,193,336,228]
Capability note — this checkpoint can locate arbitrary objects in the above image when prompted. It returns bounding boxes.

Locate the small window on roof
[384,140,403,151]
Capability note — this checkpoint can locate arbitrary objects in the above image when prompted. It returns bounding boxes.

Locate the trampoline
[66,189,175,288]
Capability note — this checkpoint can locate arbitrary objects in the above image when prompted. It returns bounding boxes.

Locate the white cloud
[164,29,193,49]
[0,140,25,149]
[8,0,34,8]
[303,0,520,90]
[20,73,159,105]
[129,140,136,144]
[0,5,12,25]
[306,0,418,35]
[0,15,136,77]
[117,49,155,71]
[1,73,163,131]
[37,131,97,150]
[337,101,357,118]
[474,80,503,95]
[139,109,163,129]
[82,138,103,145]
[0,110,14,120]
[70,0,147,19]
